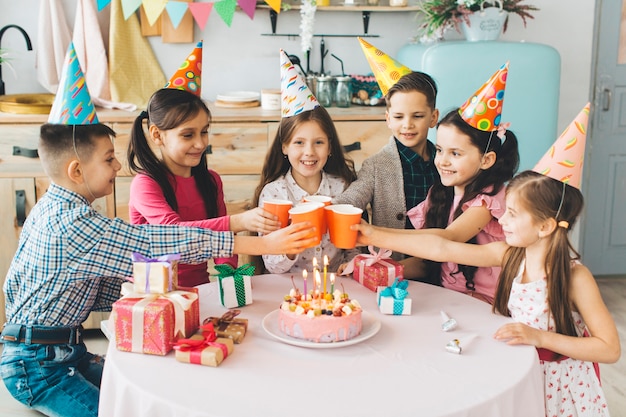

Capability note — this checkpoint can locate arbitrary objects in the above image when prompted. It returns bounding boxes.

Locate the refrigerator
[397,41,561,171]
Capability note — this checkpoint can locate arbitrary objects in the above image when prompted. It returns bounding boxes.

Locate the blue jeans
[0,342,104,417]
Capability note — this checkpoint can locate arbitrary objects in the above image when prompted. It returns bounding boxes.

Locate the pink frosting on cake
[278,307,362,343]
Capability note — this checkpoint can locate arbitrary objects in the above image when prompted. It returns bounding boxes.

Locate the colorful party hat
[48,42,99,125]
[164,41,202,96]
[458,62,509,132]
[532,103,590,189]
[358,37,412,96]
[280,49,319,117]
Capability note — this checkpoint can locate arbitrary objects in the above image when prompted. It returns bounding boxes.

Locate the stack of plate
[214,91,261,108]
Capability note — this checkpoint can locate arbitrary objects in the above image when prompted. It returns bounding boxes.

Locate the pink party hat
[532,103,590,189]
[165,41,202,96]
[459,62,509,132]
[48,42,99,125]
[280,49,319,117]
[358,37,412,96]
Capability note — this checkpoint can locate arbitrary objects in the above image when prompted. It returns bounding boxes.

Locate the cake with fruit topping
[278,288,362,343]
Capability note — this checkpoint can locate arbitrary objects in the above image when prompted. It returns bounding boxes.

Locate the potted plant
[416,0,538,42]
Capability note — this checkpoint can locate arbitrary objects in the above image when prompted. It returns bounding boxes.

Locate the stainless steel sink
[0,93,55,114]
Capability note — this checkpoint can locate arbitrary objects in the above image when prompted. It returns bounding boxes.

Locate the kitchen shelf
[258,4,419,35]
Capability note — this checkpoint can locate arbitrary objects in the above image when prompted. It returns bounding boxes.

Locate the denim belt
[0,323,83,345]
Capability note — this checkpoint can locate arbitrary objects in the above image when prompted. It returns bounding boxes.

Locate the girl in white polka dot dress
[352,170,620,417]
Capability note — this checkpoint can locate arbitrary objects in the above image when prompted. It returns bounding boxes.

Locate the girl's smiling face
[282,120,330,186]
[150,110,210,178]
[434,124,491,195]
[499,191,543,248]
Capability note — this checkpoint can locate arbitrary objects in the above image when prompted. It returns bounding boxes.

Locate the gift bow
[131,252,180,293]
[215,263,254,308]
[214,263,255,279]
[173,323,230,363]
[380,278,409,315]
[120,282,197,352]
[203,309,242,331]
[340,246,393,276]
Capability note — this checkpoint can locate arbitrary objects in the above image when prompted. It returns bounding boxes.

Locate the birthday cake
[278,287,362,343]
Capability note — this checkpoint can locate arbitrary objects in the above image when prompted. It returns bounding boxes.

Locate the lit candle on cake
[330,273,335,295]
[315,269,321,300]
[302,269,308,300]
[323,255,328,295]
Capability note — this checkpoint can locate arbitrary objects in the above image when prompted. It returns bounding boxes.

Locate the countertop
[0,103,387,124]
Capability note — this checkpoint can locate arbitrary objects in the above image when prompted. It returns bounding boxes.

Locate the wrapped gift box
[132,253,179,294]
[352,251,404,292]
[204,310,248,344]
[112,284,199,355]
[174,323,234,367]
[216,264,254,308]
[377,280,412,316]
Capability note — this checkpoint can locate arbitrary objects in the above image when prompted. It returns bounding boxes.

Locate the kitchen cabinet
[0,104,388,327]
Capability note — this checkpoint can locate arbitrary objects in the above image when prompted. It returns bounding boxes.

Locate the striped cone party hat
[48,42,99,125]
[280,49,319,117]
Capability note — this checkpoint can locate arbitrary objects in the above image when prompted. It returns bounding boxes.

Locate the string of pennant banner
[96,0,282,29]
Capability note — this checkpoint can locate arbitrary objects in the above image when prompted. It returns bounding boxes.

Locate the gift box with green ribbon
[215,263,254,308]
[377,278,412,316]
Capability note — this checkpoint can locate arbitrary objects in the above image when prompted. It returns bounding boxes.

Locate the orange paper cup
[263,199,293,228]
[289,203,324,247]
[328,205,363,249]
[303,196,331,233]
[324,204,354,238]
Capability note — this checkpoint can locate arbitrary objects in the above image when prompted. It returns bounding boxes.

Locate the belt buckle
[0,323,22,343]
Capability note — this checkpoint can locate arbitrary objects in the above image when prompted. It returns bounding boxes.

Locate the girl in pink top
[405,108,519,303]
[128,89,281,286]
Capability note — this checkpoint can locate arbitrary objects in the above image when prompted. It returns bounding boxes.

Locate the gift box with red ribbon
[131,253,180,294]
[342,246,404,292]
[112,283,199,356]
[203,310,248,344]
[174,323,234,366]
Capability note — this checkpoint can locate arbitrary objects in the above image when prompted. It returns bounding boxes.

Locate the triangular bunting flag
[97,0,112,11]
[214,0,237,27]
[237,0,256,20]
[265,0,281,14]
[121,0,142,20]
[142,0,168,26]
[188,2,213,31]
[165,1,189,29]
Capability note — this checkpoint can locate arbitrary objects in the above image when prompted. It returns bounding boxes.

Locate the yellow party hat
[532,103,590,189]
[459,62,508,132]
[358,37,412,96]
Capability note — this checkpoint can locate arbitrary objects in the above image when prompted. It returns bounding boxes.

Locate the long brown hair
[492,170,584,338]
[128,88,217,217]
[424,109,519,289]
[253,106,357,206]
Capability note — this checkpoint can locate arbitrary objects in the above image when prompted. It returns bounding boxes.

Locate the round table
[99,274,544,417]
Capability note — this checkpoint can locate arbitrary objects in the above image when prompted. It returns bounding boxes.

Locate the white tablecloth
[99,274,544,417]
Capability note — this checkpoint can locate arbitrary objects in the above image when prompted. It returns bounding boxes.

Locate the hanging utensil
[286,52,306,77]
[331,53,345,76]
[319,38,329,75]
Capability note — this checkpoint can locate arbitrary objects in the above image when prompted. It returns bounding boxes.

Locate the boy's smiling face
[385,90,438,157]
[78,136,122,202]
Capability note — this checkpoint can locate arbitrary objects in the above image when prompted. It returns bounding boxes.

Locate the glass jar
[316,75,334,107]
[334,76,352,108]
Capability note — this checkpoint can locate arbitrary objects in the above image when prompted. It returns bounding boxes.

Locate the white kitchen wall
[0,0,594,131]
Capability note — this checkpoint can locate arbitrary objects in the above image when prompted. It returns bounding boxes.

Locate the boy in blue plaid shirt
[0,122,314,417]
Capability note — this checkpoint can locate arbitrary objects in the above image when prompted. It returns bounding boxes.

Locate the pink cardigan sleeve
[129,172,237,267]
